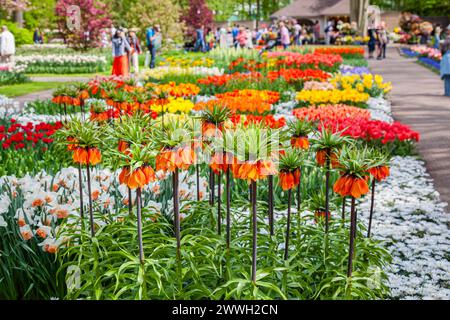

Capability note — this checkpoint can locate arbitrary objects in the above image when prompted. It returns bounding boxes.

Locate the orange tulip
[291,136,309,150]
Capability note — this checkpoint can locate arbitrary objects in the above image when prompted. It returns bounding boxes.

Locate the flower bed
[1,47,445,301]
[15,54,108,74]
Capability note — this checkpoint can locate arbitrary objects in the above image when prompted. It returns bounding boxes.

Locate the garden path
[15,76,90,109]
[15,89,54,108]
[369,46,450,211]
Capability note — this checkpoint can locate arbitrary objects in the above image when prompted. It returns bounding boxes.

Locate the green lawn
[26,72,110,78]
[0,82,73,97]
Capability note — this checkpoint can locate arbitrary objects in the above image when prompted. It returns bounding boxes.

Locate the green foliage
[371,0,450,16]
[0,71,29,86]
[0,185,66,299]
[25,99,78,115]
[57,199,391,300]
[124,0,185,48]
[342,58,369,68]
[0,19,33,46]
[23,0,57,30]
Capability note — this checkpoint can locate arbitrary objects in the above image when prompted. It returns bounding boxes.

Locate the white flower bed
[15,54,107,67]
[20,44,68,50]
[0,62,27,73]
[359,156,450,300]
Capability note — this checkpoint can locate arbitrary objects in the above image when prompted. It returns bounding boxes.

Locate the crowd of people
[191,19,332,53]
[110,25,161,77]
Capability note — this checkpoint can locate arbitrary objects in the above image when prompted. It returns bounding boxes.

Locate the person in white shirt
[294,20,302,45]
[0,26,15,63]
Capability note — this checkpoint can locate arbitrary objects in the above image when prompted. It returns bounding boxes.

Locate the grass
[26,72,109,78]
[0,82,74,97]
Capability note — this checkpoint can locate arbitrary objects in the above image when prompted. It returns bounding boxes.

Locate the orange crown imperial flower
[72,147,102,166]
[210,152,233,174]
[333,175,370,199]
[155,146,197,172]
[279,169,301,191]
[316,149,340,168]
[119,166,156,189]
[368,165,390,182]
[231,159,277,182]
[291,136,309,150]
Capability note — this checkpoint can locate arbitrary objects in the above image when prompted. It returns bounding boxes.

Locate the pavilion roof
[270,0,350,19]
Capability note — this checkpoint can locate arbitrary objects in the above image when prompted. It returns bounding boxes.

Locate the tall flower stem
[367,180,376,238]
[324,154,331,233]
[217,173,222,235]
[86,162,95,237]
[80,99,85,121]
[341,197,346,221]
[128,187,133,218]
[347,197,356,277]
[226,169,231,249]
[77,164,84,220]
[251,180,257,284]
[268,175,274,236]
[209,168,215,206]
[284,189,292,260]
[196,163,200,201]
[173,168,181,259]
[297,169,301,213]
[136,187,144,264]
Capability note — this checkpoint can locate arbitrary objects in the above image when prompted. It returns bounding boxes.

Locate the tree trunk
[14,10,24,28]
[350,0,370,36]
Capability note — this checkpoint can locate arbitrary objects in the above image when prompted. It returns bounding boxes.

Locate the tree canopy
[370,0,450,17]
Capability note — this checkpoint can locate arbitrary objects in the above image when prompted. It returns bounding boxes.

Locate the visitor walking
[127,31,142,76]
[434,24,442,49]
[0,26,15,64]
[293,20,302,45]
[232,25,240,48]
[236,27,247,48]
[377,22,388,60]
[245,27,254,49]
[194,25,206,52]
[33,28,43,44]
[440,25,450,97]
[313,20,321,44]
[219,27,227,48]
[280,22,290,49]
[111,29,131,77]
[205,28,215,51]
[146,24,160,69]
[324,21,333,45]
